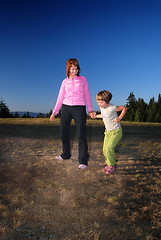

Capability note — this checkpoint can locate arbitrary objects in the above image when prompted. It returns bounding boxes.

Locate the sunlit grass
[0,118,161,127]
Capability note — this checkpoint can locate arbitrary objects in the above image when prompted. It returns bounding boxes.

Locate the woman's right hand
[50,113,55,121]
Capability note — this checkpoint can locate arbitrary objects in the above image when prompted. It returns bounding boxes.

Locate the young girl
[50,58,95,169]
[95,90,127,175]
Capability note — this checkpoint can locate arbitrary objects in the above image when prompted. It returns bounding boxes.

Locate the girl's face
[96,100,108,108]
[69,65,78,78]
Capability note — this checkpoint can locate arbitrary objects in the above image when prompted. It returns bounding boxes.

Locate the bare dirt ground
[0,119,161,240]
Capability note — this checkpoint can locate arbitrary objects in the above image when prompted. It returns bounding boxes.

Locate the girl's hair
[66,58,81,78]
[96,90,113,104]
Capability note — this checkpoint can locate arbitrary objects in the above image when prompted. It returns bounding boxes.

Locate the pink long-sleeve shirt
[52,76,93,115]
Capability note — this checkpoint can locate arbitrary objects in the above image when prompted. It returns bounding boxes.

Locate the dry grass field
[0,118,161,240]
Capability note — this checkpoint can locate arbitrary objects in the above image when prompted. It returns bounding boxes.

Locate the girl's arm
[96,114,103,118]
[114,106,128,123]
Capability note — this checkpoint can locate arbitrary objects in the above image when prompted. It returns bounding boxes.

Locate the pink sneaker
[78,164,87,169]
[102,165,110,172]
[105,165,116,175]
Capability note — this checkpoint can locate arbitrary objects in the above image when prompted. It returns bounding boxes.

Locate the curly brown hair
[66,58,81,78]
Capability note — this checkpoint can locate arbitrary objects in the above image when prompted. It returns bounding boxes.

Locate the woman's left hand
[89,111,96,119]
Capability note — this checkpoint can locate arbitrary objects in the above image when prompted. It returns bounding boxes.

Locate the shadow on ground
[0,122,161,240]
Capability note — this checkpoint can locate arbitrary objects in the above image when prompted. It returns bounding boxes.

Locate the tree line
[123,92,161,123]
[0,92,161,123]
[0,99,51,118]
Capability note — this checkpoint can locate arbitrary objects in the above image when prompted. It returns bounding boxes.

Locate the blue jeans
[60,104,88,165]
[103,127,122,166]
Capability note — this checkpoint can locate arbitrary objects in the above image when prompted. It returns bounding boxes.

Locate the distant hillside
[11,112,39,117]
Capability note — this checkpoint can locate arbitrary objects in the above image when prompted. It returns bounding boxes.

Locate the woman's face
[69,65,78,78]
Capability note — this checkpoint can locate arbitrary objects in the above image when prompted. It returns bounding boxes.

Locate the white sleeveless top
[100,104,121,131]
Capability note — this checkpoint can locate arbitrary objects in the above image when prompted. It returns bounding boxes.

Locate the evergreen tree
[124,92,137,121]
[155,112,161,123]
[134,108,141,122]
[147,109,154,122]
[37,113,46,118]
[156,94,161,122]
[22,112,31,118]
[147,97,157,122]
[122,92,161,123]
[136,98,147,122]
[157,93,161,106]
[0,99,10,118]
[14,112,19,118]
[22,113,27,118]
[47,110,52,118]
[26,112,31,118]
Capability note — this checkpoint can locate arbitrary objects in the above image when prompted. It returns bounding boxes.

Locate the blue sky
[0,0,161,113]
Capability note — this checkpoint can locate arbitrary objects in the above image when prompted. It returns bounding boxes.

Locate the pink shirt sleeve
[52,81,65,115]
[84,78,93,112]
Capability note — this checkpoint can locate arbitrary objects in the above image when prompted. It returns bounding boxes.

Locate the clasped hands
[89,111,97,119]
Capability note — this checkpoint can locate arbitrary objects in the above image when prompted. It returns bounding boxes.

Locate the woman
[50,58,95,169]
